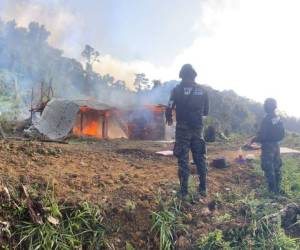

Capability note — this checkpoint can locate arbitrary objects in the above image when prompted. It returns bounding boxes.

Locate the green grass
[197,153,300,250]
[282,155,300,198]
[1,139,300,249]
[282,132,300,150]
[13,202,107,250]
[197,230,230,250]
[151,198,187,250]
[0,186,107,250]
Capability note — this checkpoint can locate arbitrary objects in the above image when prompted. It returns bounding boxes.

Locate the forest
[0,19,299,250]
[0,19,300,134]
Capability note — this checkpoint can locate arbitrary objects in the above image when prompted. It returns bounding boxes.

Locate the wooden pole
[102,112,108,139]
[30,87,34,123]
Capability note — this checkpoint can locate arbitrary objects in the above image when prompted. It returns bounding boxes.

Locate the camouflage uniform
[261,143,282,193]
[166,80,209,196]
[174,123,207,195]
[255,113,284,193]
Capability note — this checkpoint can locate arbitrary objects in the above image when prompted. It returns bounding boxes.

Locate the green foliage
[223,185,300,249]
[0,19,132,108]
[0,70,25,122]
[213,213,232,223]
[124,199,136,213]
[224,219,300,249]
[203,155,300,250]
[206,88,262,135]
[12,190,106,250]
[282,132,300,150]
[2,19,300,134]
[254,222,299,250]
[151,198,187,250]
[126,241,136,250]
[197,230,230,250]
[282,155,300,197]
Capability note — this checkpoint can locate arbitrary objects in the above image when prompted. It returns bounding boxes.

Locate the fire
[84,121,100,137]
[144,104,166,113]
[73,108,103,138]
[72,104,167,140]
[74,121,100,137]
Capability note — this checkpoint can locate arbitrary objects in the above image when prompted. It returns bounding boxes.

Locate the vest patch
[184,87,193,95]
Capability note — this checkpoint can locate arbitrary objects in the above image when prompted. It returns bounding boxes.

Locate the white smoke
[2,0,300,117]
[0,0,83,57]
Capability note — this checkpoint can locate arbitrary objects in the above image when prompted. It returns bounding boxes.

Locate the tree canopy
[0,19,299,134]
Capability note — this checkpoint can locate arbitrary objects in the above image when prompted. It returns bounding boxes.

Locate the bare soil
[0,138,263,249]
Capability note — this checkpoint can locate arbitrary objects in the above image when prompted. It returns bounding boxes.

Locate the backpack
[268,117,285,142]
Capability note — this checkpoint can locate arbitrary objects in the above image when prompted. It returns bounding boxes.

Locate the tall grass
[197,230,230,250]
[8,186,107,250]
[151,198,187,250]
[281,155,300,197]
[198,154,300,250]
[13,202,106,249]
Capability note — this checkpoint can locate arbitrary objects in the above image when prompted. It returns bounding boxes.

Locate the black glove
[165,109,173,126]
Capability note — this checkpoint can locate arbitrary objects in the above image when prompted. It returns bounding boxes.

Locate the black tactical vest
[173,82,207,128]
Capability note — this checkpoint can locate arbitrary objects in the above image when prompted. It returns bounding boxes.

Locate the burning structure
[126,104,168,140]
[33,99,173,140]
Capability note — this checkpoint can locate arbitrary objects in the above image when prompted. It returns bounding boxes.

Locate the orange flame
[73,108,103,138]
[73,121,101,138]
[143,104,166,113]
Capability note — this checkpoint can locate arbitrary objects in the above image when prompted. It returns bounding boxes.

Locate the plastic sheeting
[34,99,113,140]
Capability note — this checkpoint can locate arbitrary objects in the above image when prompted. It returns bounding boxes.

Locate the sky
[1,0,300,117]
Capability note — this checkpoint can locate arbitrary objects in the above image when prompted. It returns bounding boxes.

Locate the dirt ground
[0,138,263,248]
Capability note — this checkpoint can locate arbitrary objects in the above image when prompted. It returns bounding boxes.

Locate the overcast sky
[1,0,300,117]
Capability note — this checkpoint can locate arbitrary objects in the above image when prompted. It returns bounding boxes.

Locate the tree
[102,74,114,86]
[114,80,127,90]
[152,80,162,88]
[81,44,100,72]
[28,22,50,44]
[134,73,150,91]
[81,45,101,96]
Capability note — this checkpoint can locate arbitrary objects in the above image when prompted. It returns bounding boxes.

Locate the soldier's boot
[268,182,276,193]
[266,175,276,193]
[263,168,276,193]
[177,168,189,199]
[198,174,207,197]
[178,176,189,198]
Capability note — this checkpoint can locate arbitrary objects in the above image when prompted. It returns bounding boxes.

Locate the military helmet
[264,98,277,113]
[179,64,197,80]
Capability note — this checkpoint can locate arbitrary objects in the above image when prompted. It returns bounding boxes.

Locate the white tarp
[34,99,113,140]
[280,147,300,154]
[34,99,80,140]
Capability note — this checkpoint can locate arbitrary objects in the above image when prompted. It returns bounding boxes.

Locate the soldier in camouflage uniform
[166,64,209,198]
[251,98,285,194]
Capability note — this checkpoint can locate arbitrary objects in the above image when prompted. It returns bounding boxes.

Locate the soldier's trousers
[174,124,207,194]
[261,143,282,193]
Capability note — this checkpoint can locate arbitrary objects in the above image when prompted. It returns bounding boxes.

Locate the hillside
[0,19,299,250]
[1,19,300,135]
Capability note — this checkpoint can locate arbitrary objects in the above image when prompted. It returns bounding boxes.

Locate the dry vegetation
[0,138,299,249]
